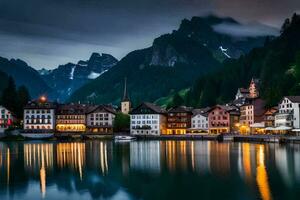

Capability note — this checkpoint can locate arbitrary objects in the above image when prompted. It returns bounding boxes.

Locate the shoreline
[1,132,300,144]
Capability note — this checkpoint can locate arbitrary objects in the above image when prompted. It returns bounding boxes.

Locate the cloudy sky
[0,0,299,69]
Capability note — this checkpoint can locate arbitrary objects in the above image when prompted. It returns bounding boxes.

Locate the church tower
[121,77,131,114]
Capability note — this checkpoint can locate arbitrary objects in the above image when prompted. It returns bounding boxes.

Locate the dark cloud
[0,0,299,68]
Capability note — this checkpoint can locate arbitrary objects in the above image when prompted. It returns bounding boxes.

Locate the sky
[0,0,299,69]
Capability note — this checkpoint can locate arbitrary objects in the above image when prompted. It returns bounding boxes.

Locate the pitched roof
[24,100,57,109]
[209,104,240,115]
[286,96,300,103]
[130,102,166,114]
[239,88,249,93]
[56,104,88,115]
[86,105,117,115]
[168,106,193,113]
[192,107,210,117]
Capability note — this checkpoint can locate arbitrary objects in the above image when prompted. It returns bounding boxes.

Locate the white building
[0,105,14,129]
[23,99,56,131]
[86,105,116,134]
[190,108,209,133]
[130,102,167,135]
[275,96,300,129]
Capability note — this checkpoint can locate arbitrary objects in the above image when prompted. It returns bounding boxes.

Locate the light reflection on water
[0,141,300,200]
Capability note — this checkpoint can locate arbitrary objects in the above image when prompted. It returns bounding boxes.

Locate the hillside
[183,13,300,108]
[0,70,9,97]
[0,57,51,98]
[69,15,268,105]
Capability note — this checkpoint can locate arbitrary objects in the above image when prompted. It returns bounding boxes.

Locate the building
[233,78,260,107]
[23,97,56,131]
[130,102,167,135]
[86,105,116,134]
[235,88,249,100]
[264,107,278,127]
[274,96,300,131]
[248,78,260,98]
[0,106,14,129]
[208,105,240,134]
[239,98,266,134]
[189,108,210,133]
[166,106,193,135]
[121,77,131,114]
[56,104,87,133]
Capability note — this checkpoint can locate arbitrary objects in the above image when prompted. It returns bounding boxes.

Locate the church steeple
[122,77,129,101]
[121,77,131,114]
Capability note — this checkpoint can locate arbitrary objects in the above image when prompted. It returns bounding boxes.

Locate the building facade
[208,105,240,134]
[0,106,14,129]
[190,108,209,133]
[264,107,278,128]
[275,96,300,129]
[166,106,193,135]
[239,98,266,134]
[130,102,167,135]
[23,99,56,131]
[86,105,116,134]
[121,77,131,114]
[56,104,87,133]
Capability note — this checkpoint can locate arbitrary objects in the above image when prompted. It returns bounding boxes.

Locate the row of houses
[129,79,300,136]
[22,99,118,134]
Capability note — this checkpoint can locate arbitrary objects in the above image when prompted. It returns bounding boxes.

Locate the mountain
[40,53,118,102]
[182,13,300,108]
[0,57,51,98]
[0,70,9,97]
[69,15,268,105]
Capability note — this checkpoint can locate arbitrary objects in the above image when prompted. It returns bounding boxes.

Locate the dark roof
[130,102,166,114]
[209,105,240,115]
[238,88,249,93]
[168,106,193,113]
[286,96,300,103]
[56,104,88,115]
[86,105,117,115]
[24,100,57,109]
[192,107,210,117]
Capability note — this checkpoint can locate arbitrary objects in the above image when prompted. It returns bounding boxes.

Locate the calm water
[0,140,300,200]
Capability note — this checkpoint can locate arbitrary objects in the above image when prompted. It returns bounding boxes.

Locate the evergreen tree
[113,112,130,132]
[281,18,290,33]
[16,85,31,118]
[172,93,184,107]
[1,76,18,114]
[294,52,300,82]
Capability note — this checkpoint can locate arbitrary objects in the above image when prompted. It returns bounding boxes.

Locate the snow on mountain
[40,53,118,102]
[69,66,76,80]
[88,70,108,79]
[219,46,231,58]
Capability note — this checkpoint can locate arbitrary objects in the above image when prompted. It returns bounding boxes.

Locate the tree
[172,93,184,107]
[113,112,130,133]
[281,18,290,33]
[294,52,300,82]
[1,77,18,114]
[16,85,31,118]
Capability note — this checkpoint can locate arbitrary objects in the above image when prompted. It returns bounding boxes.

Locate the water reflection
[0,141,300,200]
[256,145,272,200]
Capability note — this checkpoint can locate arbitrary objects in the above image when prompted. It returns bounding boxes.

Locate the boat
[20,133,54,140]
[114,135,136,141]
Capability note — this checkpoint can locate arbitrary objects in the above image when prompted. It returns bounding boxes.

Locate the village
[0,78,300,140]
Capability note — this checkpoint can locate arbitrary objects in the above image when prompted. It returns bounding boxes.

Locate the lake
[0,140,300,200]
